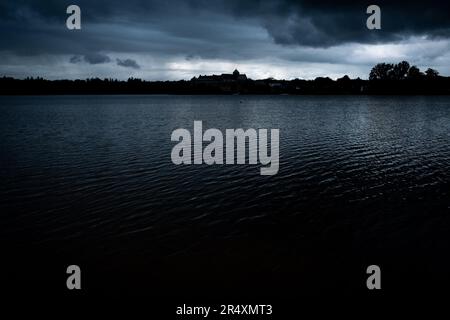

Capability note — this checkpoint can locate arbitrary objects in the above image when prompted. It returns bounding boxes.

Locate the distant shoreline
[2,93,450,96]
[2,62,450,95]
[1,77,450,95]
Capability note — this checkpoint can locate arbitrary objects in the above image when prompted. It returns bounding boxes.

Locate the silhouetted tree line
[366,61,448,94]
[1,61,449,95]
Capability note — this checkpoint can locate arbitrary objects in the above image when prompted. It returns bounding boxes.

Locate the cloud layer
[0,0,449,79]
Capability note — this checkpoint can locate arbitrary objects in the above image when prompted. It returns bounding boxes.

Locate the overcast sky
[0,0,449,80]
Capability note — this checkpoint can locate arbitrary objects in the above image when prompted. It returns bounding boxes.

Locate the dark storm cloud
[83,53,111,64]
[219,0,450,47]
[116,58,140,69]
[69,55,82,63]
[0,0,449,79]
[0,0,449,56]
[70,53,111,64]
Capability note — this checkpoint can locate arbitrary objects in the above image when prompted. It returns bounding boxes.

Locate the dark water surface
[1,95,449,297]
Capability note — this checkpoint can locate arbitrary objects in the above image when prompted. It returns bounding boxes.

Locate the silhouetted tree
[337,75,351,82]
[369,63,394,80]
[425,68,439,78]
[391,61,410,80]
[407,65,424,79]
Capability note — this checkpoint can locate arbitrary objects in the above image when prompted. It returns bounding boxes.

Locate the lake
[1,95,449,296]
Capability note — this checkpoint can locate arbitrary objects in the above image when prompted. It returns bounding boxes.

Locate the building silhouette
[192,69,248,84]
